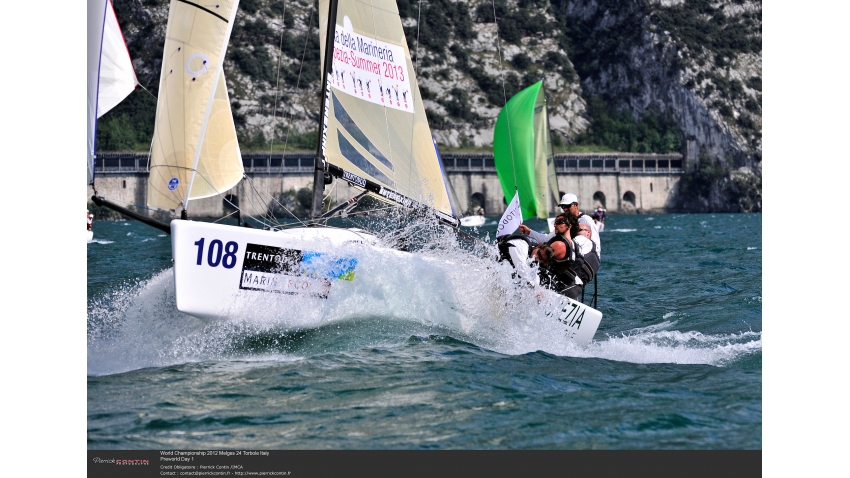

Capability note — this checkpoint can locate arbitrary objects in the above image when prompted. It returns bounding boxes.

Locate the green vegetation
[95,88,157,152]
[572,96,682,154]
[238,128,317,152]
[270,186,313,218]
[651,0,761,64]
[678,154,724,201]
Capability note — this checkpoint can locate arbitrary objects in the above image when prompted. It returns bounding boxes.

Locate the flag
[496,191,523,238]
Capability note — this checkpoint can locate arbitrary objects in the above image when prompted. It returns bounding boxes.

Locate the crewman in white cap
[519,193,601,259]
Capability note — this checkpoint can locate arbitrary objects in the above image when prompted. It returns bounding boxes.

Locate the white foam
[608,228,637,232]
[87,217,760,375]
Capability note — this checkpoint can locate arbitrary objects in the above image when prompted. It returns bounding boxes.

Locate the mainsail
[493,81,558,220]
[147,0,243,213]
[87,0,139,185]
[317,0,453,220]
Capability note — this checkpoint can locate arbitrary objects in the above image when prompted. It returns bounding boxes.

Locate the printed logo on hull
[239,243,357,299]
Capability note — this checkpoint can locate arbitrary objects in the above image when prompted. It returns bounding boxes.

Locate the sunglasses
[560,203,578,208]
[578,228,590,232]
[554,219,566,225]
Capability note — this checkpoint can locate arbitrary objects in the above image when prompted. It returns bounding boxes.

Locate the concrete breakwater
[87,152,685,219]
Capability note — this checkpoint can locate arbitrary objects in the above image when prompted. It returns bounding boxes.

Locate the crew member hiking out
[519,193,601,260]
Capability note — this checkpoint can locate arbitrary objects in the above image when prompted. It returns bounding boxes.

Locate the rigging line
[137,82,158,101]
[491,0,518,192]
[242,174,308,227]
[210,208,240,223]
[281,6,316,155]
[268,2,289,159]
[242,174,281,226]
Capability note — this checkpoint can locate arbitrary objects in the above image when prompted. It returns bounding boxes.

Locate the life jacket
[538,235,579,293]
[496,234,539,268]
[576,239,600,284]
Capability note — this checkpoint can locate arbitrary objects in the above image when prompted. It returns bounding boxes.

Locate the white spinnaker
[319,0,453,217]
[147,0,243,212]
[88,0,138,185]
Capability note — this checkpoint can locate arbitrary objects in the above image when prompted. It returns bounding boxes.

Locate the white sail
[88,0,139,185]
[319,0,453,218]
[147,0,243,212]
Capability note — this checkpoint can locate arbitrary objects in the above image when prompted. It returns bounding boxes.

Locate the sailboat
[433,138,486,228]
[93,0,602,345]
[87,0,139,242]
[493,81,560,232]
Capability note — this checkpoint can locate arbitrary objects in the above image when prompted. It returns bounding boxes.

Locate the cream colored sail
[318,0,452,217]
[147,0,242,213]
[533,91,559,216]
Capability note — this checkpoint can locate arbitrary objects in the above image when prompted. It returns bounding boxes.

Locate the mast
[311,0,340,218]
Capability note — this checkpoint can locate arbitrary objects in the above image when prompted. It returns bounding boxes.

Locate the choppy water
[87,213,761,449]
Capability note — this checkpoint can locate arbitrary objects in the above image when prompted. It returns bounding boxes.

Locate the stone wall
[89,170,682,219]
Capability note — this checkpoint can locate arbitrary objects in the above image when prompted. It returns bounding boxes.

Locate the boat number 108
[194,238,238,269]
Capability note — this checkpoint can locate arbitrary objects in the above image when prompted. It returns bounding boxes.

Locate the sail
[493,81,558,220]
[432,136,462,217]
[535,89,560,215]
[147,0,243,212]
[318,0,453,218]
[88,0,139,185]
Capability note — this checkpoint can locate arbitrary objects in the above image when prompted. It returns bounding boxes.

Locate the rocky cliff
[106,0,761,211]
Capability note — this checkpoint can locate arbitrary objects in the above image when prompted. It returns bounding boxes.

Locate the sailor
[572,222,600,285]
[528,214,585,300]
[87,209,93,231]
[594,205,606,221]
[519,193,601,259]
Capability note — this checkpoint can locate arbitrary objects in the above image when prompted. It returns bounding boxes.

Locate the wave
[608,228,637,232]
[87,217,759,375]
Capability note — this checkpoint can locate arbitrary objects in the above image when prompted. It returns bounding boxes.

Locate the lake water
[87,213,761,449]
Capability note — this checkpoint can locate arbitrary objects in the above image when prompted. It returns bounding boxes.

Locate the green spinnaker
[493,81,558,220]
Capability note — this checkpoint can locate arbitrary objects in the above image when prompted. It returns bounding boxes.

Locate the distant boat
[493,81,560,232]
[87,0,139,241]
[92,0,602,345]
[460,216,486,227]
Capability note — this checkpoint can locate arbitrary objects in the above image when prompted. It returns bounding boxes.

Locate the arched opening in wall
[122,180,127,189]
[224,194,239,212]
[224,194,241,223]
[650,182,653,192]
[470,192,486,215]
[559,191,566,201]
[622,191,636,212]
[593,191,606,209]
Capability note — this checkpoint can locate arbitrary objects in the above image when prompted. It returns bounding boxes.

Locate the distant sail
[493,81,558,220]
[147,0,243,212]
[88,0,139,185]
[318,0,453,218]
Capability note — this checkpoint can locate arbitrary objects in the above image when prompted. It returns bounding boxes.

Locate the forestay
[147,0,244,213]
[87,0,139,185]
[318,0,453,219]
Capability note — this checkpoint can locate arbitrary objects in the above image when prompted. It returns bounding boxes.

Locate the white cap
[559,193,578,206]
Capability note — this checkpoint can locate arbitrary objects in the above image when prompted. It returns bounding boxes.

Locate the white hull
[460,216,486,227]
[171,220,602,345]
[87,230,94,242]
